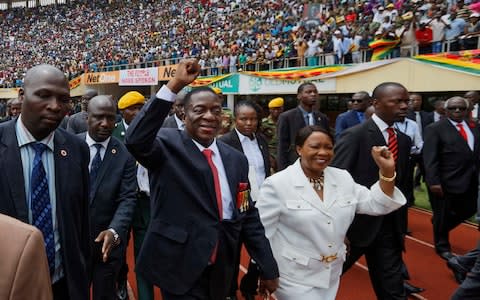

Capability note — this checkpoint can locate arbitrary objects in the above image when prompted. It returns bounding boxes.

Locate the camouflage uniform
[261,115,278,160]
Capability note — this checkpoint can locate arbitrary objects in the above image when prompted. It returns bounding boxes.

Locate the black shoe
[447,256,468,284]
[404,281,425,295]
[439,251,455,261]
[117,279,128,300]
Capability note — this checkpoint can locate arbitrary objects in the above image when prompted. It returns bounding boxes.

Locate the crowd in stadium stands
[0,0,479,88]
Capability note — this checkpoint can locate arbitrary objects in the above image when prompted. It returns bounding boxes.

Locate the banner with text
[85,71,119,85]
[238,74,336,94]
[119,67,158,86]
[158,65,179,81]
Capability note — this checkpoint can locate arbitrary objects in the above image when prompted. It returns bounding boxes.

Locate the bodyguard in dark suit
[81,96,137,300]
[162,90,186,130]
[332,82,411,300]
[407,93,434,189]
[0,65,90,300]
[125,59,279,300]
[277,82,329,171]
[219,100,271,299]
[423,96,479,260]
[406,93,434,138]
[335,91,371,138]
[66,89,97,134]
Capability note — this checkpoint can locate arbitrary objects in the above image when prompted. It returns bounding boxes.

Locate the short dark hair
[184,87,218,108]
[372,82,406,99]
[295,125,334,147]
[233,100,261,118]
[297,82,316,94]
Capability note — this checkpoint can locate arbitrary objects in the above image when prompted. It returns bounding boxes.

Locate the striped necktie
[387,127,398,162]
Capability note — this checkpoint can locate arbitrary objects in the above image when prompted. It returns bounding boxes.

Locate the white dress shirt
[235,129,266,189]
[371,113,392,143]
[192,139,234,220]
[86,133,110,170]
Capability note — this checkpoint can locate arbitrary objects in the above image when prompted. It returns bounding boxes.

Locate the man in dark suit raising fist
[125,59,279,300]
[332,82,412,299]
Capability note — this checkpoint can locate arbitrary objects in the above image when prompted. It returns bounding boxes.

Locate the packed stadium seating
[0,0,479,88]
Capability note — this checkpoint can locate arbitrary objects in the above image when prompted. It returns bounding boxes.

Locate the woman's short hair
[295,126,334,147]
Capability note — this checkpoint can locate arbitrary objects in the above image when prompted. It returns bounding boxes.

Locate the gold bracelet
[379,171,396,182]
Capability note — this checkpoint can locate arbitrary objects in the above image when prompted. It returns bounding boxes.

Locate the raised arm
[125,59,200,168]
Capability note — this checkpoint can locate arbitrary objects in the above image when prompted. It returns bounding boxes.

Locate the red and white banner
[119,67,158,86]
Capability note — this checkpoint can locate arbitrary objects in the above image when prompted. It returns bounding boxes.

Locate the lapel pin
[112,148,117,154]
[60,149,67,157]
[121,131,125,136]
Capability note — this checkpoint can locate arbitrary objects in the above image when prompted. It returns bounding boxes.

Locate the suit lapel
[367,119,387,146]
[0,121,28,222]
[217,142,237,208]
[291,162,330,215]
[444,120,473,152]
[91,138,117,202]
[230,131,244,153]
[295,107,307,127]
[53,130,70,228]
[181,132,219,218]
[321,168,339,211]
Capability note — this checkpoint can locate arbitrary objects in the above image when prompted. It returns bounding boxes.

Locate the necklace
[308,174,324,191]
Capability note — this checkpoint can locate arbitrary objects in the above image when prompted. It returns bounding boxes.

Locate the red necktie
[456,123,468,142]
[387,127,398,162]
[202,149,223,263]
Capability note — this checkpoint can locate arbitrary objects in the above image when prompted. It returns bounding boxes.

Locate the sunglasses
[446,106,467,111]
[350,99,363,104]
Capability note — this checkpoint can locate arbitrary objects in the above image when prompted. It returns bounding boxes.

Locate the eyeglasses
[446,106,467,111]
[350,99,363,104]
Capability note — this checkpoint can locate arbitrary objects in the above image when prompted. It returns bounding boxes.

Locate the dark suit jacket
[0,120,90,300]
[406,110,434,137]
[276,106,329,171]
[331,118,410,247]
[219,130,271,178]
[125,96,278,297]
[78,133,137,246]
[162,115,178,129]
[112,121,127,142]
[335,110,362,139]
[66,111,88,134]
[423,119,480,194]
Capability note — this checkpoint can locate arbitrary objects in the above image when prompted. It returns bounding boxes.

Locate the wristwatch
[108,228,120,245]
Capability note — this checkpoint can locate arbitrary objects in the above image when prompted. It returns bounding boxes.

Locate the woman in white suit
[256,126,406,300]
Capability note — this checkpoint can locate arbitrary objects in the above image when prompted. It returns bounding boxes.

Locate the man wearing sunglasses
[335,91,371,139]
[423,96,480,261]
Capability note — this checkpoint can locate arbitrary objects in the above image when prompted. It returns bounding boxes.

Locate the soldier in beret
[260,97,284,173]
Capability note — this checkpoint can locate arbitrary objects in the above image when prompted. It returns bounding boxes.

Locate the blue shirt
[445,18,466,40]
[16,116,64,283]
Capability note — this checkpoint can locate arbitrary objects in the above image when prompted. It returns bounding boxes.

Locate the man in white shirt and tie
[423,96,480,261]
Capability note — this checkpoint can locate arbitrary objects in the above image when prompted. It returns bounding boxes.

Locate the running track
[125,207,480,300]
